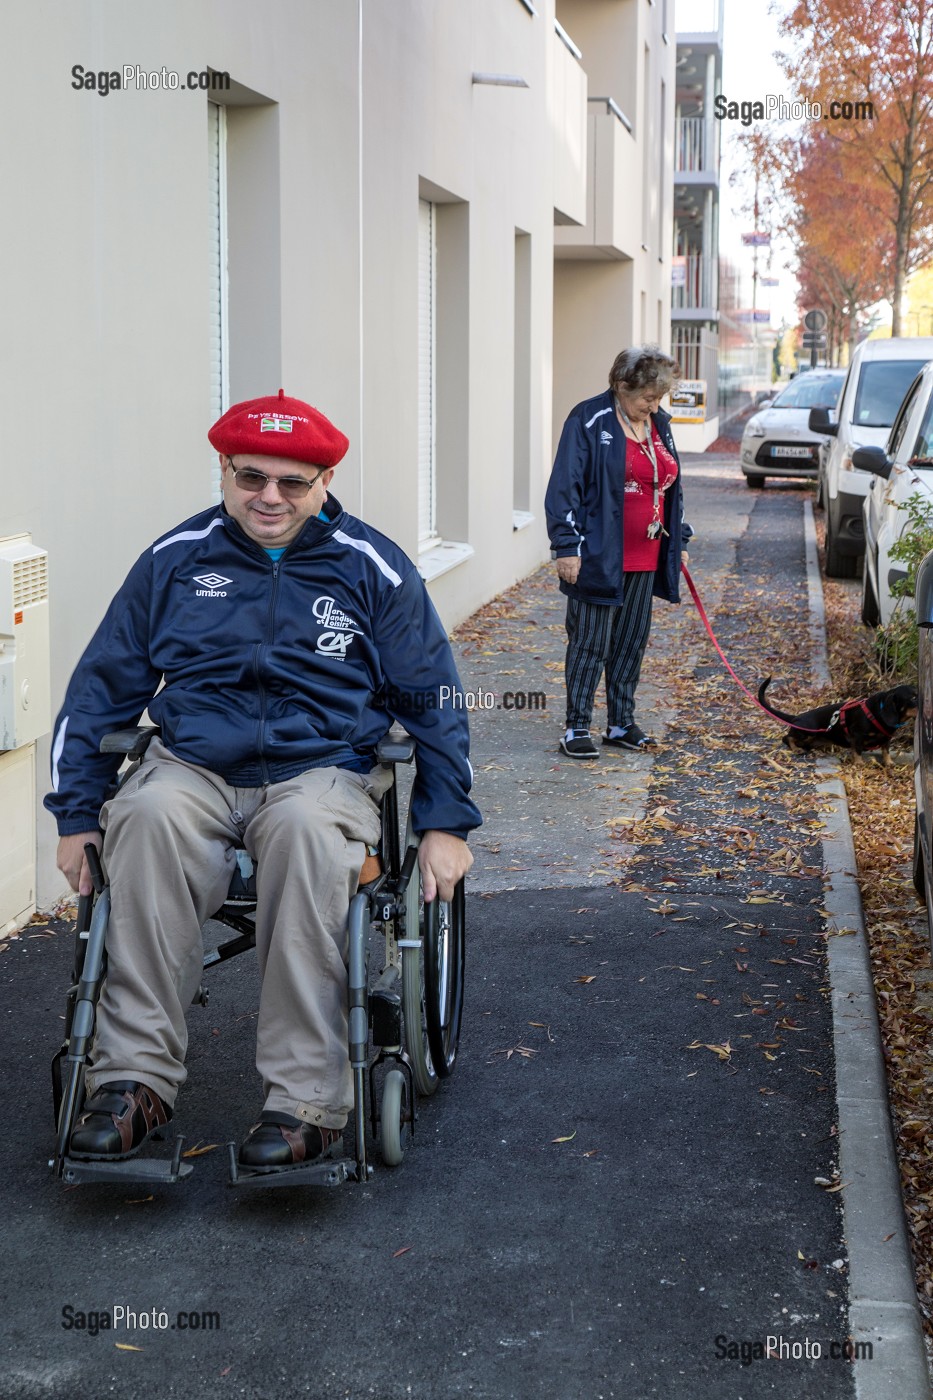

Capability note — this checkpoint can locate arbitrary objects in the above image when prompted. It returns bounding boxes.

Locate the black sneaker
[560,729,599,758]
[603,724,656,751]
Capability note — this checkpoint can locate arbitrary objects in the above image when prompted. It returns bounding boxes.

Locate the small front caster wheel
[380,1069,410,1167]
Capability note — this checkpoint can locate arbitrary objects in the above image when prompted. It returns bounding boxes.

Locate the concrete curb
[803,500,931,1398]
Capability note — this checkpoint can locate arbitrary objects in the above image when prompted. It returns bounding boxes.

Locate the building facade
[671,0,723,448]
[1,0,675,911]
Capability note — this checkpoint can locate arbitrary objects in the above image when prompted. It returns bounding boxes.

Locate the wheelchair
[50,726,466,1189]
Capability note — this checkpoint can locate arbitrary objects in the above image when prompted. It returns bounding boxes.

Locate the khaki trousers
[87,739,390,1129]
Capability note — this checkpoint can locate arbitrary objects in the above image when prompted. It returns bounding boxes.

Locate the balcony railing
[671,252,717,310]
[671,326,720,417]
[554,102,640,259]
[676,116,707,172]
[550,21,587,226]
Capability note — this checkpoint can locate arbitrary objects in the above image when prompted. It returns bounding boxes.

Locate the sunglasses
[228,465,325,499]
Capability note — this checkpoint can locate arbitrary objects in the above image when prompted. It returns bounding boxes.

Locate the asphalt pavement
[1,453,929,1400]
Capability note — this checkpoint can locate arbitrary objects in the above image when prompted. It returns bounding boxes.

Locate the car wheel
[860,554,880,626]
[824,514,859,579]
[745,473,766,489]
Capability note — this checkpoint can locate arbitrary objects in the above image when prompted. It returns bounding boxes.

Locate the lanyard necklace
[614,396,668,539]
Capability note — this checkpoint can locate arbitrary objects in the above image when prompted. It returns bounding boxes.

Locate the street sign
[801,333,826,347]
[803,309,827,332]
[742,232,771,246]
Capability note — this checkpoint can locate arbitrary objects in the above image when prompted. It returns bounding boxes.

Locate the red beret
[208,389,349,467]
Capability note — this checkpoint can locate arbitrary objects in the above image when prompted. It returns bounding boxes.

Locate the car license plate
[772,445,812,458]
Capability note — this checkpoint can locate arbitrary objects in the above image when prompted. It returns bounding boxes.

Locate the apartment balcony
[554,99,640,260]
[674,116,719,186]
[550,19,587,228]
[671,251,719,321]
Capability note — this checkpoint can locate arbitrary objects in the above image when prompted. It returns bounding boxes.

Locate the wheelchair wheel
[402,849,439,1097]
[423,879,465,1078]
[402,848,465,1091]
[379,1069,410,1167]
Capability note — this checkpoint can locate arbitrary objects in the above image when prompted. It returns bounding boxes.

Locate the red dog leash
[679,563,894,742]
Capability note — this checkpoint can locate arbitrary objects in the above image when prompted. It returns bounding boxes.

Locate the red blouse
[621,424,680,572]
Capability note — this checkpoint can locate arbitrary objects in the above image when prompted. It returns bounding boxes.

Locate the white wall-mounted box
[0,535,51,751]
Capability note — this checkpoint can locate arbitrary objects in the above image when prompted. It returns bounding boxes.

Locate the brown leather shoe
[237,1111,344,1172]
[69,1081,172,1160]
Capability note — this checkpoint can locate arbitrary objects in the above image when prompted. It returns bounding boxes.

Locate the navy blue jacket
[45,496,482,839]
[545,392,691,605]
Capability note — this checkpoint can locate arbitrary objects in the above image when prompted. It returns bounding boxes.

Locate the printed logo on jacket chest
[312,595,362,660]
[193,572,233,598]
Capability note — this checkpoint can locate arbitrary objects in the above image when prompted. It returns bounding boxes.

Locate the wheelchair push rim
[402,842,465,1091]
[424,879,465,1077]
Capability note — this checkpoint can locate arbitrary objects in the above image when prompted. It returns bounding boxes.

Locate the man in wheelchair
[45,390,480,1177]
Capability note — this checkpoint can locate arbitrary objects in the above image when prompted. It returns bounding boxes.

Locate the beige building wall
[0,0,672,908]
[552,0,676,437]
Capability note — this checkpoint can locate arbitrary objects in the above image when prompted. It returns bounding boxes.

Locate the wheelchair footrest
[58,1136,194,1186]
[226,1141,357,1188]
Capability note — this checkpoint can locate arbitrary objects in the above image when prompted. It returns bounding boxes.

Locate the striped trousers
[564,573,655,730]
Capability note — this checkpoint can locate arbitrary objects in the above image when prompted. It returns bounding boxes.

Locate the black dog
[757,678,918,763]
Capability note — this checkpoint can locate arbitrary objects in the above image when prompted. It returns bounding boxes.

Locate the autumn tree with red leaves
[729,126,888,360]
[785,129,892,357]
[778,0,933,334]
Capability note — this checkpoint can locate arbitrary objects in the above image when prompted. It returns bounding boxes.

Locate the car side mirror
[808,406,838,436]
[852,444,892,478]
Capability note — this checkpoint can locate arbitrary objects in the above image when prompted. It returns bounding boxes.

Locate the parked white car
[809,337,933,578]
[860,359,933,625]
[739,369,845,487]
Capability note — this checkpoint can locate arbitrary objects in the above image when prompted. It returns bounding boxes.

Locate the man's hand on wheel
[57,832,103,897]
[418,830,473,903]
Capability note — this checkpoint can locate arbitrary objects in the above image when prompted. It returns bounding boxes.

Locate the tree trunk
[891,106,917,338]
[891,237,909,337]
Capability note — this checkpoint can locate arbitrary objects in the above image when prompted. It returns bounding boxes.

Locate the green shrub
[875,490,933,679]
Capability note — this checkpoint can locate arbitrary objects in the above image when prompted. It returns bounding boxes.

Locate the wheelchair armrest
[99,726,160,759]
[376,733,415,765]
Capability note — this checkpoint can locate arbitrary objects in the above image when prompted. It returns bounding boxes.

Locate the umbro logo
[193,572,232,597]
[600,430,613,445]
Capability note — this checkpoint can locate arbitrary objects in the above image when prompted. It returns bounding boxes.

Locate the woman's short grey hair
[609,345,680,397]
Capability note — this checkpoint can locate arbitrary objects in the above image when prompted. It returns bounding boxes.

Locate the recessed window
[417,198,438,549]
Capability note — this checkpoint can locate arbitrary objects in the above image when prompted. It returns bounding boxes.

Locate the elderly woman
[545,345,692,758]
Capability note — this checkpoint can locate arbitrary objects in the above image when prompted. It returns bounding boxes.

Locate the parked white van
[860,359,933,625]
[809,337,933,577]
